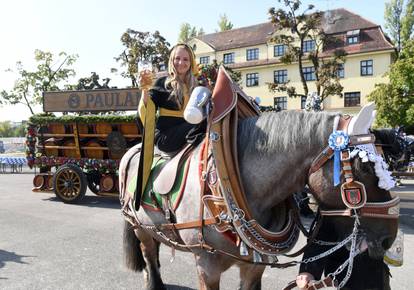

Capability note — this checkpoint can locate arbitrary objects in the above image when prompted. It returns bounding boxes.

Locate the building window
[344,92,361,107]
[303,40,316,52]
[274,97,287,110]
[274,69,288,84]
[346,29,360,44]
[302,66,316,81]
[360,60,373,76]
[246,73,259,87]
[246,48,259,61]
[223,52,235,64]
[336,63,345,78]
[301,96,307,109]
[199,56,210,64]
[274,45,285,57]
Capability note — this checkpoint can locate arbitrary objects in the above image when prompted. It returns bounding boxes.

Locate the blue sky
[0,0,387,121]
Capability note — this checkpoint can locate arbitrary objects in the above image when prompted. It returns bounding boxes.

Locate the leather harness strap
[308,133,375,176]
[158,217,219,230]
[319,196,400,219]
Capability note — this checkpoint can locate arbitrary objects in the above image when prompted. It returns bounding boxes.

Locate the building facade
[188,8,395,114]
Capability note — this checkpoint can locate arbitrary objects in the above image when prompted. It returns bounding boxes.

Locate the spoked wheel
[53,164,87,203]
[87,171,101,194]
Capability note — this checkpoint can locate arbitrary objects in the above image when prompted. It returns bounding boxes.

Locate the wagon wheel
[87,171,101,194]
[53,164,87,203]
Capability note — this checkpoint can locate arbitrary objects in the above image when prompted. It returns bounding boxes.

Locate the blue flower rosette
[328,131,350,186]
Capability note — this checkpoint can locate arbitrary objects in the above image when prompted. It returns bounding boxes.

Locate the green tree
[13,122,26,137]
[114,29,170,87]
[0,121,13,137]
[384,0,414,54]
[0,121,26,137]
[267,0,346,106]
[368,39,414,128]
[217,14,233,32]
[0,50,78,115]
[178,23,204,43]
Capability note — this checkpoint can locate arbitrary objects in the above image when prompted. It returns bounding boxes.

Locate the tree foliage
[384,0,414,54]
[368,39,414,128]
[268,0,346,105]
[217,14,234,32]
[114,29,170,87]
[0,50,78,115]
[178,23,204,43]
[0,121,26,137]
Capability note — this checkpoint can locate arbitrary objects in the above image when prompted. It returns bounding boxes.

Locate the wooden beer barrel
[62,139,77,158]
[46,174,54,190]
[33,174,46,189]
[100,175,114,192]
[48,123,65,134]
[83,140,104,159]
[66,123,89,135]
[94,123,112,140]
[44,138,59,156]
[119,123,139,138]
[77,123,89,134]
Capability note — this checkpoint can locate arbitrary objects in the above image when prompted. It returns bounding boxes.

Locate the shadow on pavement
[166,285,196,290]
[43,195,121,209]
[0,249,32,279]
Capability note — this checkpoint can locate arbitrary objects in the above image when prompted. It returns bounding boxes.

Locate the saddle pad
[127,157,191,211]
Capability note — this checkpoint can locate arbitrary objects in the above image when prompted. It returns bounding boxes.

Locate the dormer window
[346,30,360,44]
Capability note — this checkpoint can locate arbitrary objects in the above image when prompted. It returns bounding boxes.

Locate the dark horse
[372,127,412,171]
[119,71,399,290]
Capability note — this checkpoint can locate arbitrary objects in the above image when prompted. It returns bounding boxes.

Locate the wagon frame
[26,87,142,203]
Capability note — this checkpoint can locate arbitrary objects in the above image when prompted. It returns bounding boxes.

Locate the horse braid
[123,220,146,272]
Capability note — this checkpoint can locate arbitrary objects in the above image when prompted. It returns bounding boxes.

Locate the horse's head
[308,103,399,259]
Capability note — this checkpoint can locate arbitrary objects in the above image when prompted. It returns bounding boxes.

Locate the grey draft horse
[119,104,398,289]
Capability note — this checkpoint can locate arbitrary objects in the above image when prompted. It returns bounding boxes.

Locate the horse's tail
[123,220,146,272]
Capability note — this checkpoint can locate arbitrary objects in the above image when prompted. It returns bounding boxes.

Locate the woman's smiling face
[173,46,191,78]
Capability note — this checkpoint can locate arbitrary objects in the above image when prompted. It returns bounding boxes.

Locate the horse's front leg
[135,228,166,290]
[194,252,233,290]
[237,263,265,290]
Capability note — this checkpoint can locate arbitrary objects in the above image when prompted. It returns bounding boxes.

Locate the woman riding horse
[137,43,206,197]
[120,67,399,290]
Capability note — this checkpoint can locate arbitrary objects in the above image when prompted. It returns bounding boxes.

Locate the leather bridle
[308,116,400,220]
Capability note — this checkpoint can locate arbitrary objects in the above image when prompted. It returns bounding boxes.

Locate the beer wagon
[26,87,142,203]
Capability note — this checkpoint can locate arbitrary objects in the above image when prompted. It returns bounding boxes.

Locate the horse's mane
[238,110,338,155]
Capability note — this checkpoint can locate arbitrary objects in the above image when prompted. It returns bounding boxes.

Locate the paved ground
[0,168,413,289]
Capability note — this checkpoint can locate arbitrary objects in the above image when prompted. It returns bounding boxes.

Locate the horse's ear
[347,102,376,135]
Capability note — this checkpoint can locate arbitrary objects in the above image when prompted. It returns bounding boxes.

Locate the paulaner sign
[43,88,141,112]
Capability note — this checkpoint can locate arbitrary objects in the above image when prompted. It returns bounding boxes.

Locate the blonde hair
[165,44,198,108]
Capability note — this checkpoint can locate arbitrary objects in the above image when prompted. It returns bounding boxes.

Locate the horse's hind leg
[237,263,265,290]
[133,227,165,290]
